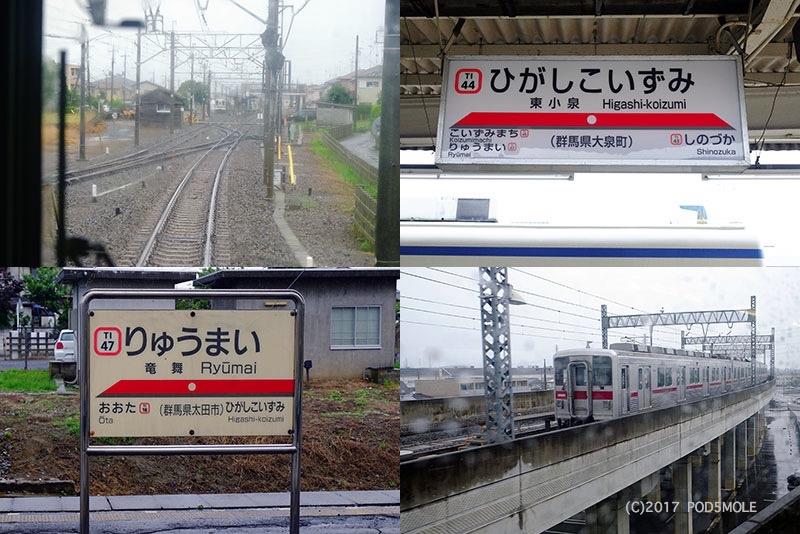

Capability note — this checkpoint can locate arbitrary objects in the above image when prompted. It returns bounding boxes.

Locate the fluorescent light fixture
[401,171,574,180]
[703,172,800,180]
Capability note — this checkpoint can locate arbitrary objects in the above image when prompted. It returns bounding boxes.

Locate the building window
[331,306,381,349]
[365,80,379,87]
[156,103,171,113]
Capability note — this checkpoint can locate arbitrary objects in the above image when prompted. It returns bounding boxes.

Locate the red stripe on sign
[652,386,678,394]
[453,112,733,130]
[555,391,567,399]
[99,379,295,397]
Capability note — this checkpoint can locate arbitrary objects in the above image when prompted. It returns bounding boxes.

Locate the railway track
[135,127,245,267]
[63,124,232,184]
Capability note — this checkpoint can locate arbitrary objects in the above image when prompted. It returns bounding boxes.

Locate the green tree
[177,79,208,110]
[324,83,353,105]
[0,270,24,328]
[22,268,70,329]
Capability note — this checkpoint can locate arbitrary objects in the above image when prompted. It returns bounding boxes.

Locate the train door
[566,361,591,420]
[638,366,651,409]
[621,365,630,414]
[703,366,710,396]
[679,366,686,401]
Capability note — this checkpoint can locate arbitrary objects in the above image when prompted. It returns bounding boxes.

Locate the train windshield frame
[593,355,612,387]
[554,358,566,386]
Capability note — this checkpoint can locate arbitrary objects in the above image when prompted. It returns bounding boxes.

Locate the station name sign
[435,56,750,172]
[88,309,296,437]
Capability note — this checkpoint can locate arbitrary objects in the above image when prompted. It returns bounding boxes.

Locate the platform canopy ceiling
[400,0,800,148]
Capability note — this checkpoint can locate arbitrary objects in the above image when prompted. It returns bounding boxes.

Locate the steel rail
[136,130,240,266]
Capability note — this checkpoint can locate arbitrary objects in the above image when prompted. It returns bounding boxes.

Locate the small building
[324,65,382,105]
[139,88,183,129]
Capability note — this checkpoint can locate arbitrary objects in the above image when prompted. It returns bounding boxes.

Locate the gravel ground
[284,135,375,267]
[222,137,298,266]
[63,128,229,266]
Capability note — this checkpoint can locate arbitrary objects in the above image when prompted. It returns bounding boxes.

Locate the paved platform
[0,490,399,512]
[0,491,400,533]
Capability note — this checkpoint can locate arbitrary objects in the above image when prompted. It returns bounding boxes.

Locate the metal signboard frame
[79,289,305,534]
[435,55,750,173]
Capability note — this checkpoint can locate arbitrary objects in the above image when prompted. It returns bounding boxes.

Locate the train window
[575,367,586,386]
[593,356,612,387]
[665,369,673,387]
[657,367,664,387]
[638,368,643,389]
[621,367,628,389]
[554,359,566,386]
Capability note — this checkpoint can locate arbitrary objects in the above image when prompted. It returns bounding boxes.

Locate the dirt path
[0,379,398,495]
[282,135,375,267]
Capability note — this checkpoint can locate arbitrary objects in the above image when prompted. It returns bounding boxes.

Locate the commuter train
[210,98,228,114]
[400,222,763,267]
[554,343,769,426]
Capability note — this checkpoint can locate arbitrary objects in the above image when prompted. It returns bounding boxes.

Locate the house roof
[140,88,182,104]
[193,268,400,288]
[56,268,199,285]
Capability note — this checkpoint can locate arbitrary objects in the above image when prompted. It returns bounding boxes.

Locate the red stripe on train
[686,384,704,389]
[652,386,678,394]
[630,392,639,397]
[571,390,613,400]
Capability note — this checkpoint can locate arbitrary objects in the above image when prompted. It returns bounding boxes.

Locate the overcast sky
[399,267,800,370]
[44,0,384,89]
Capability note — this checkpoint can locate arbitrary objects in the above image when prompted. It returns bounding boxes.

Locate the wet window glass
[593,356,612,387]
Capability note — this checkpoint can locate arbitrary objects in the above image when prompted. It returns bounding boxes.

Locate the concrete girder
[400,382,773,534]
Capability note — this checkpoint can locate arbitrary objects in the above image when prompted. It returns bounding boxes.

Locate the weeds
[0,370,56,392]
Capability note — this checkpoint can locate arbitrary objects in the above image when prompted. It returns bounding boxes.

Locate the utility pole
[207,70,212,119]
[86,43,91,99]
[190,53,194,120]
[202,64,207,120]
[169,30,175,134]
[122,52,127,105]
[353,34,358,124]
[110,46,115,105]
[262,0,283,196]
[79,25,87,160]
[134,26,141,146]
[374,0,399,266]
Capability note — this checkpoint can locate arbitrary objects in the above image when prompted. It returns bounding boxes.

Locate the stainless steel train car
[554,342,768,426]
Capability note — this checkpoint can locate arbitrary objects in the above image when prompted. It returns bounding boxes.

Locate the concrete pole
[708,437,722,504]
[672,458,692,534]
[190,53,194,120]
[353,34,358,126]
[122,52,126,105]
[110,46,115,105]
[134,26,141,147]
[86,42,91,99]
[722,428,736,490]
[169,31,175,134]
[262,0,282,196]
[79,26,87,161]
[736,421,747,474]
[374,0,400,266]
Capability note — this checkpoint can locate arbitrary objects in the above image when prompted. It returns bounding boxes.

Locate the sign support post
[79,289,304,534]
